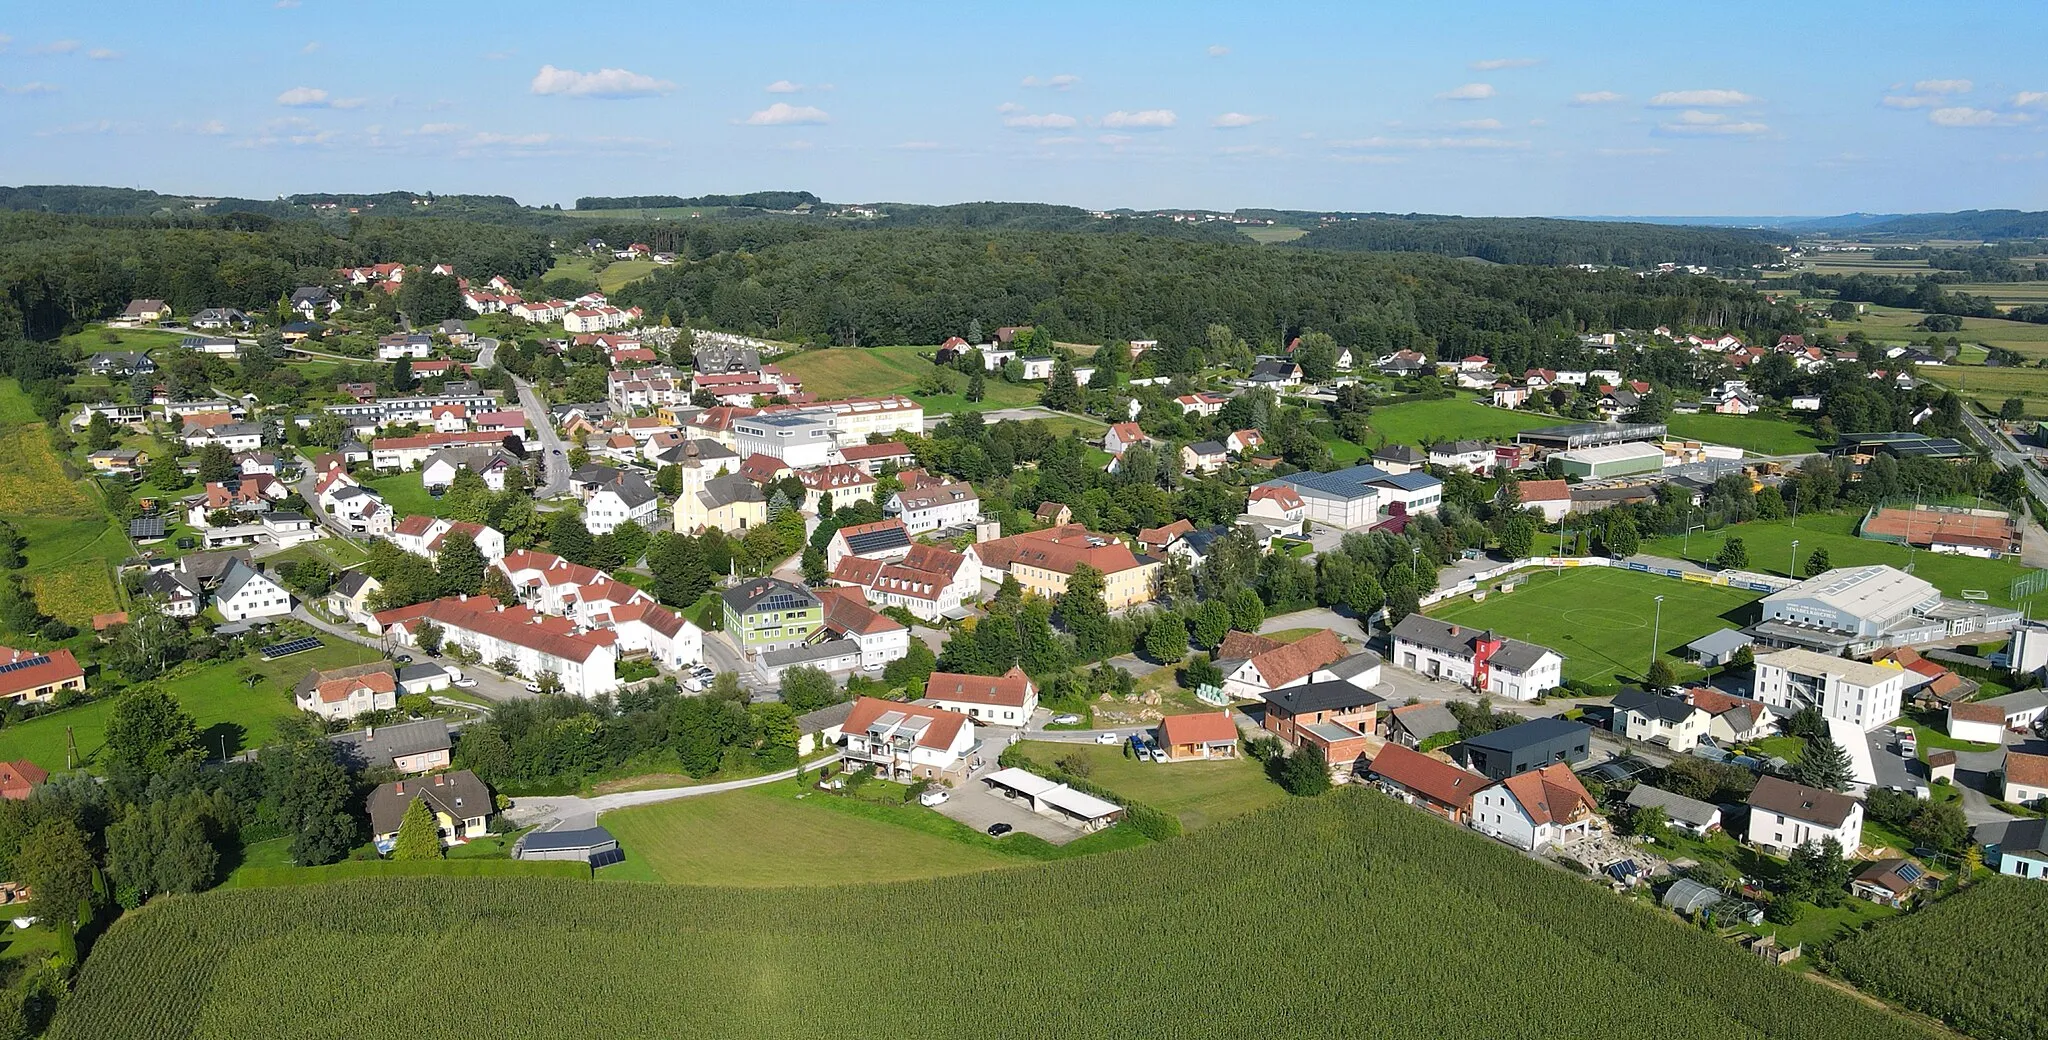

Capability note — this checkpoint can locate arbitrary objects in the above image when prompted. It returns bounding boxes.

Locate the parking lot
[931,763,1089,845]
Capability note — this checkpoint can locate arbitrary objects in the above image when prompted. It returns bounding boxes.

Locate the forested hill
[614,227,1797,363]
[574,191,821,211]
[1282,214,1790,267]
[1844,209,2048,241]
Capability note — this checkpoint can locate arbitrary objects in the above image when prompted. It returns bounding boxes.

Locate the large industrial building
[1516,422,1667,451]
[1257,465,1443,530]
[1552,441,1666,479]
[1751,564,2021,653]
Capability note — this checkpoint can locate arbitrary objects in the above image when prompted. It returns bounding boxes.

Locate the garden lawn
[1356,397,1555,448]
[1664,413,1822,456]
[1637,511,2047,610]
[0,640,384,772]
[1753,894,1899,949]
[1427,566,1763,687]
[775,345,1041,411]
[363,473,447,519]
[1010,740,1283,831]
[597,782,1015,886]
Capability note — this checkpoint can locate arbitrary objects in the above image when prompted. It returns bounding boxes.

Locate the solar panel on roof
[0,655,51,676]
[260,636,324,660]
[1895,863,1924,883]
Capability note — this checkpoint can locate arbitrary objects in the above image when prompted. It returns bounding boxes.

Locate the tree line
[1285,214,1790,268]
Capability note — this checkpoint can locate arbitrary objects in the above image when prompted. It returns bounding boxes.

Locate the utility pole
[1791,538,1801,579]
[1649,594,1665,681]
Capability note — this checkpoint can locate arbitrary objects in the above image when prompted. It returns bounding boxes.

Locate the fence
[2013,568,2048,602]
[1419,554,1794,610]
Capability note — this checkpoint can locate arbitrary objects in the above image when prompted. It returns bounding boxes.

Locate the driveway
[513,374,568,497]
[473,336,499,369]
[933,757,1088,845]
[505,755,838,826]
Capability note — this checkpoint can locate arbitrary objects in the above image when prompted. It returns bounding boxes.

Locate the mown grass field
[598,782,1016,886]
[1829,878,2048,1040]
[775,345,1042,411]
[546,254,662,294]
[1950,280,2048,309]
[0,640,381,771]
[363,472,448,519]
[1830,303,2048,357]
[1239,225,1308,244]
[54,326,191,356]
[1427,566,1763,686]
[1920,363,2048,418]
[0,380,125,622]
[1637,511,2046,609]
[1665,412,1822,456]
[1351,396,1556,449]
[50,792,1938,1040]
[1010,740,1282,831]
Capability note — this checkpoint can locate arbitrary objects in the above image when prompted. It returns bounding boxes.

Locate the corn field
[53,791,1937,1040]
[1829,877,2048,1040]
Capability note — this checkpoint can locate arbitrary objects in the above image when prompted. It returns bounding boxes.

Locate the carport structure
[981,767,1125,831]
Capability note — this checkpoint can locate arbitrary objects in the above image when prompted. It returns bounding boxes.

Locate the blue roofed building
[1257,465,1442,530]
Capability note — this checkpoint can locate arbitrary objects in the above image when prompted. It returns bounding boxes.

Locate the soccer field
[1427,567,1763,688]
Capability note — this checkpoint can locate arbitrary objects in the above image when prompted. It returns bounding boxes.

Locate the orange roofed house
[977,524,1161,610]
[1215,629,1350,700]
[0,760,47,800]
[1366,744,1485,824]
[293,662,399,722]
[0,647,85,706]
[919,666,1038,727]
[1156,711,1240,762]
[1471,763,1601,852]
[840,696,977,782]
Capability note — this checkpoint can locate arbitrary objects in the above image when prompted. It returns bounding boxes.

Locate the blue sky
[3,1,2046,216]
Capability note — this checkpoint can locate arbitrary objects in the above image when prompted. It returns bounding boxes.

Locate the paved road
[1962,407,2048,505]
[1259,607,1369,642]
[474,336,499,369]
[505,754,839,826]
[922,406,1103,432]
[289,605,536,704]
[513,373,569,497]
[292,453,372,543]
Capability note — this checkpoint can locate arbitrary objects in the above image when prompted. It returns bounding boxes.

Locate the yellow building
[977,525,1160,610]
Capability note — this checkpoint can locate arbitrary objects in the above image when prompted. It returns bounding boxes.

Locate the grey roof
[762,638,860,668]
[1611,689,1706,727]
[1391,614,1557,675]
[1265,679,1385,716]
[1980,689,2048,715]
[1459,717,1590,755]
[1177,525,1232,557]
[1386,703,1458,741]
[571,462,624,484]
[437,319,470,333]
[1686,628,1754,657]
[328,718,452,771]
[1372,444,1426,464]
[178,548,255,585]
[722,577,819,614]
[1996,818,2048,856]
[366,770,491,836]
[799,700,857,734]
[517,826,616,854]
[1626,783,1721,827]
[699,473,765,509]
[333,570,376,598]
[1747,774,1859,828]
[597,470,658,509]
[1186,440,1228,456]
[397,663,448,684]
[1322,651,1384,680]
[1379,470,1444,492]
[1271,463,1441,502]
[213,559,273,604]
[290,286,330,305]
[839,523,911,557]
[1249,359,1299,380]
[1432,439,1488,455]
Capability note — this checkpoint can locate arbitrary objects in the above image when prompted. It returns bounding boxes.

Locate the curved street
[505,754,841,828]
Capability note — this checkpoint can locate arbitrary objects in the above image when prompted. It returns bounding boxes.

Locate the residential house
[722,578,823,656]
[1390,614,1563,702]
[583,469,661,536]
[0,760,48,801]
[1681,687,1779,744]
[1428,439,1493,474]
[825,518,912,571]
[1851,859,1930,908]
[292,662,399,721]
[391,517,506,565]
[1512,479,1572,523]
[326,570,383,626]
[832,543,982,619]
[840,696,976,782]
[1625,784,1722,835]
[419,446,518,492]
[213,560,292,622]
[796,464,876,514]
[1216,629,1349,701]
[1262,679,1386,774]
[290,287,338,319]
[1380,702,1459,749]
[816,586,910,672]
[1034,502,1073,527]
[122,298,170,322]
[374,596,618,698]
[190,307,250,330]
[1746,775,1864,857]
[1751,648,1907,732]
[1174,392,1228,417]
[0,648,85,706]
[1245,486,1306,529]
[366,770,494,847]
[1450,718,1592,781]
[329,718,453,775]
[2003,749,2048,807]
[1248,359,1303,388]
[1608,689,1711,752]
[1156,712,1240,762]
[886,481,980,534]
[1370,444,1426,475]
[1105,422,1149,457]
[1472,764,1600,852]
[1367,743,1484,823]
[1991,818,2048,880]
[1224,429,1266,457]
[1136,519,1195,556]
[975,525,1160,610]
[920,665,1038,727]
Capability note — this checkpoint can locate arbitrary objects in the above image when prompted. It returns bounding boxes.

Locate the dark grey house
[1451,717,1591,780]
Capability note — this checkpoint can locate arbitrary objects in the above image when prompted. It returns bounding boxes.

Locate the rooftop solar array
[0,654,51,676]
[260,636,324,660]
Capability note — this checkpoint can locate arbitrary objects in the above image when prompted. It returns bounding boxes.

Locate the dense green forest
[1851,209,2048,241]
[1285,214,1789,267]
[0,212,551,339]
[615,227,1798,356]
[573,191,821,211]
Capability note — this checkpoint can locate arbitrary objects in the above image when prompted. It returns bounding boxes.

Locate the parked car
[1094,732,1120,745]
[1049,713,1081,725]
[521,680,541,693]
[451,677,478,689]
[391,654,412,665]
[986,822,1013,837]
[918,789,950,807]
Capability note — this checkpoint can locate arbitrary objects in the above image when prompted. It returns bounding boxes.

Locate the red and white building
[920,665,1038,727]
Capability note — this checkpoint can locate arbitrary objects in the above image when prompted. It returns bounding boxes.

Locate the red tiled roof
[0,759,48,797]
[843,696,968,751]
[1159,711,1237,747]
[818,585,904,637]
[1136,518,1194,548]
[315,671,395,704]
[1949,701,2004,725]
[1498,764,1596,827]
[923,666,1035,709]
[840,441,911,462]
[1233,629,1347,688]
[1516,479,1570,503]
[977,525,1145,577]
[1247,486,1302,510]
[1369,744,1483,811]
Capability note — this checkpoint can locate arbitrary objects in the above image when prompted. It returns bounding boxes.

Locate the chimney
[1449,625,1460,637]
[394,781,404,795]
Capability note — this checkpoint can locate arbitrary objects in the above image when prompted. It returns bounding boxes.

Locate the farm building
[1551,441,1665,479]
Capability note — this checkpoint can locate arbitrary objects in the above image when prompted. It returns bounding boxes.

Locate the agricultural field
[1664,413,1822,456]
[1349,396,1556,450]
[50,792,1937,1040]
[0,640,382,771]
[1637,511,2046,610]
[1427,566,1763,687]
[1830,878,2048,1040]
[1949,280,2048,310]
[546,254,662,294]
[1240,225,1308,244]
[1920,363,2048,418]
[0,380,126,623]
[775,345,1042,412]
[558,206,727,220]
[1829,303,2048,357]
[1009,740,1283,830]
[598,782,1016,886]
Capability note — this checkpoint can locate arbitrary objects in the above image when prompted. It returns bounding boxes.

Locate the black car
[392,654,412,665]
[986,822,1014,837]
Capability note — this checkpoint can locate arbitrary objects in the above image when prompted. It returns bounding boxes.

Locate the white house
[374,596,618,699]
[1216,629,1349,701]
[213,560,292,622]
[1389,614,1562,702]
[1105,422,1149,457]
[1747,775,1863,857]
[2001,749,2048,807]
[886,482,980,534]
[294,664,398,721]
[919,666,1038,727]
[1174,392,1228,417]
[1751,648,1906,732]
[583,471,661,536]
[734,412,841,469]
[825,518,913,571]
[1471,764,1599,852]
[607,603,704,672]
[840,696,976,781]
[391,517,507,565]
[1018,356,1057,381]
[1607,689,1711,752]
[1246,486,1306,527]
[831,544,982,619]
[1427,439,1493,474]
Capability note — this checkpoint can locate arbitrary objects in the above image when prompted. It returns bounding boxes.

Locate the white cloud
[1595,146,1671,157]
[467,132,552,147]
[1471,57,1539,70]
[1927,106,2027,127]
[765,80,802,93]
[86,48,118,60]
[744,102,829,126]
[34,119,140,136]
[1332,135,1529,150]
[1916,79,1972,94]
[1101,109,1177,130]
[2013,92,2048,109]
[1004,112,1078,130]
[301,41,321,54]
[1437,82,1495,101]
[1882,95,1939,109]
[996,102,1023,114]
[1656,115,1769,135]
[275,86,331,107]
[894,140,941,150]
[1207,45,1229,57]
[1457,118,1504,130]
[3,82,60,96]
[413,122,462,135]
[1675,110,1727,125]
[529,64,675,99]
[1097,133,1133,146]
[1211,112,1266,128]
[1571,91,1625,105]
[1021,74,1080,90]
[192,119,227,135]
[1647,89,1756,107]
